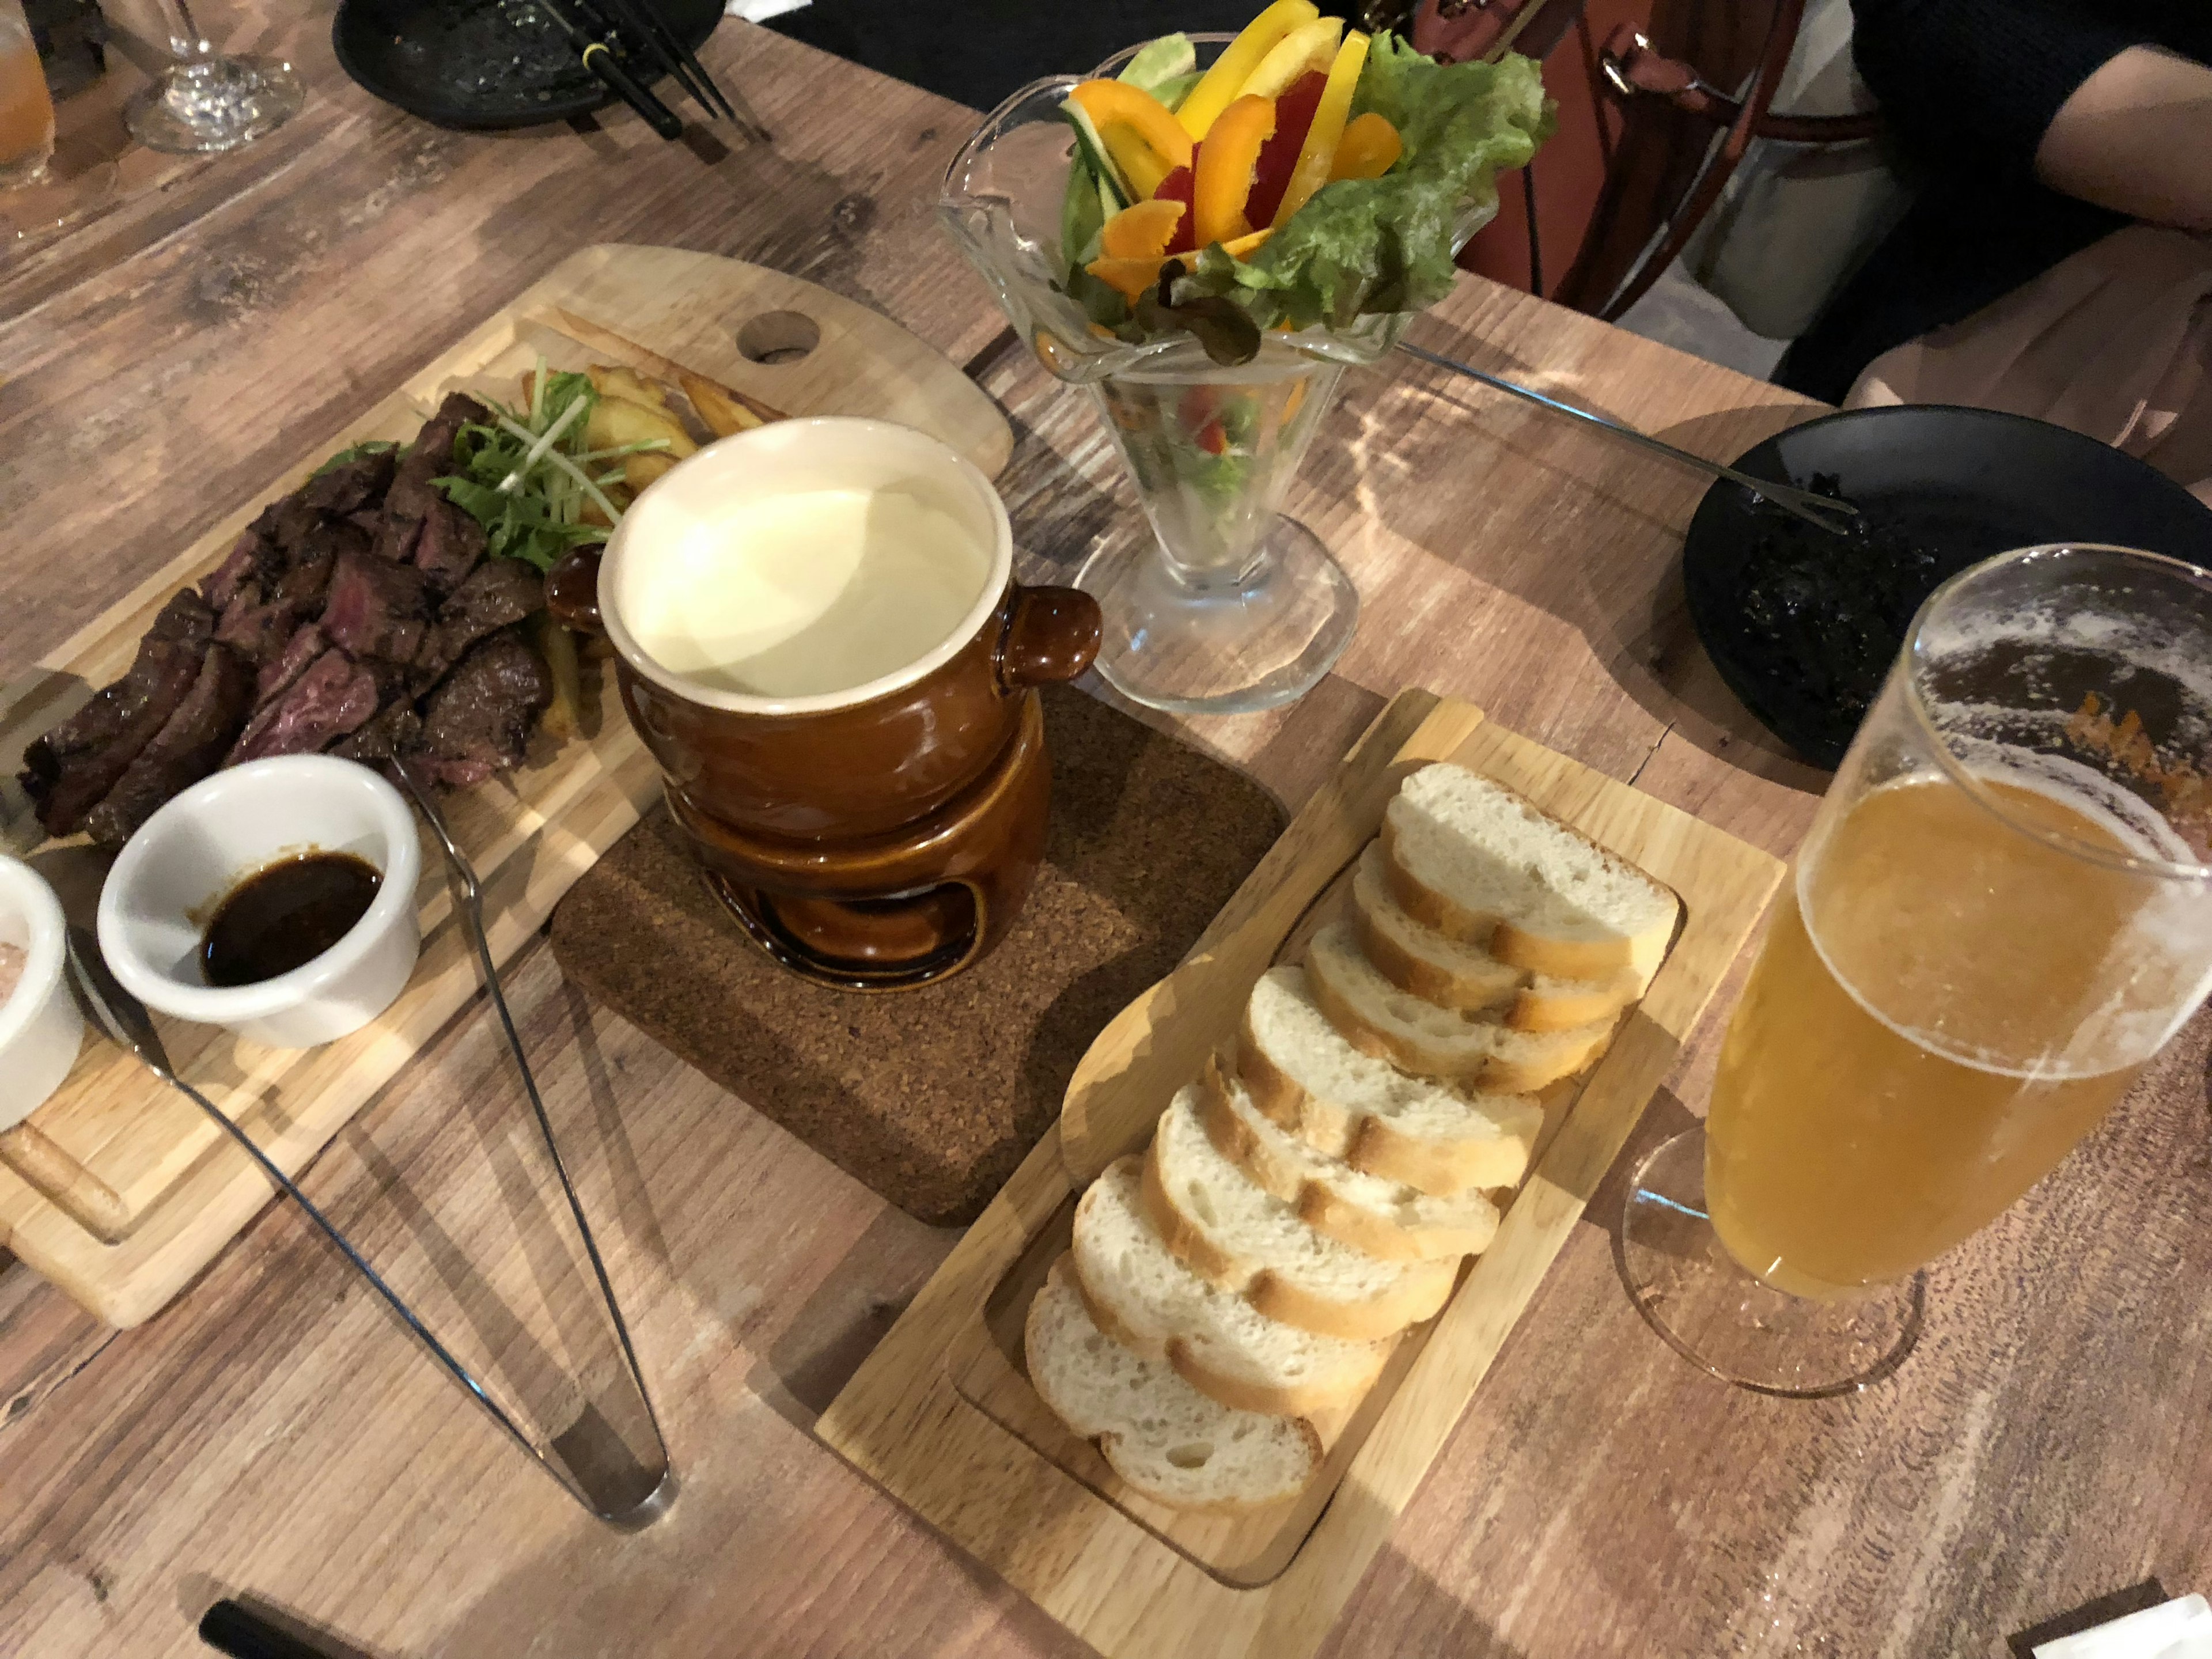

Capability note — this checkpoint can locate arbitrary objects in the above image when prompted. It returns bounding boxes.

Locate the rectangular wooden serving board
[0,244,1011,1327]
[817,689,1785,1659]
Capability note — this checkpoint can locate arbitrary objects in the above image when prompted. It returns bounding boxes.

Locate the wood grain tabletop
[2,9,2207,1658]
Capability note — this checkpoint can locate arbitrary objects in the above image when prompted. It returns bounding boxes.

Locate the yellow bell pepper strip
[1272,31,1369,227]
[1100,198,1186,261]
[1165,225,1274,278]
[1238,16,1342,100]
[1330,111,1403,181]
[1086,253,1172,300]
[1193,93,1276,248]
[1068,79,1193,200]
[1175,0,1316,140]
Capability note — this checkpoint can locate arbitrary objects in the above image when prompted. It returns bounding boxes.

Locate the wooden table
[4,12,2209,1658]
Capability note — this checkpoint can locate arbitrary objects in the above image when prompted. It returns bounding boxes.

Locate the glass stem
[149,0,212,65]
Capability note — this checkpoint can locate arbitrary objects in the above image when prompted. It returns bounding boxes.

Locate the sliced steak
[226,648,381,764]
[267,496,325,563]
[19,591,214,836]
[214,589,296,665]
[200,523,283,612]
[301,447,397,517]
[385,393,489,528]
[414,558,543,687]
[84,643,254,846]
[329,703,422,765]
[412,629,550,788]
[277,517,369,609]
[323,547,430,664]
[256,623,328,704]
[412,495,487,594]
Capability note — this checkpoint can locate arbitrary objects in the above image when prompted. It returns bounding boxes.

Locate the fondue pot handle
[545,546,605,636]
[996,586,1101,694]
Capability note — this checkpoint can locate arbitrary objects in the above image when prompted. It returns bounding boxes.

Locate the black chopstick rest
[199,1600,336,1659]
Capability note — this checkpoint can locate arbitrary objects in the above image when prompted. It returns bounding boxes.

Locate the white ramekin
[97,756,423,1050]
[0,855,84,1131]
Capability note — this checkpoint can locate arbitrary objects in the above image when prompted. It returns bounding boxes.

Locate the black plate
[1681,404,2212,770]
[334,0,721,131]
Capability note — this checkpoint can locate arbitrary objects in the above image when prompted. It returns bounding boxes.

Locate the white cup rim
[97,755,423,1023]
[596,416,1015,716]
[0,855,68,1056]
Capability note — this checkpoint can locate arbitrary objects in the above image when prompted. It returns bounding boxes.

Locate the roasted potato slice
[679,372,769,438]
[623,452,680,491]
[586,394,697,480]
[587,363,671,410]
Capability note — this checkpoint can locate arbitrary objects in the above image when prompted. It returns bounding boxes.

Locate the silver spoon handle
[1396,340,1859,532]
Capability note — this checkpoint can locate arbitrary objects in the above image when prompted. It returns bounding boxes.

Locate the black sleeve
[1849,0,2158,179]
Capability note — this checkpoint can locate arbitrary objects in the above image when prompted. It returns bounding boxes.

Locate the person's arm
[2035,45,2212,232]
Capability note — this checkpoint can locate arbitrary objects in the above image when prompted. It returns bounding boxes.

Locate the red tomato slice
[1154,164,1197,255]
[1244,71,1328,229]
[1196,418,1229,456]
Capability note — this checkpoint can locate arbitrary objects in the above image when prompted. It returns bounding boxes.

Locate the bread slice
[1351,844,1642,1032]
[1382,764,1679,984]
[1026,1256,1323,1511]
[1306,923,1616,1092]
[1240,965,1543,1196]
[1198,1059,1499,1263]
[1142,1086,1457,1340]
[1071,1157,1389,1415]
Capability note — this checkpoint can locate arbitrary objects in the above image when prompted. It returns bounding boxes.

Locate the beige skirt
[1845,225,2212,506]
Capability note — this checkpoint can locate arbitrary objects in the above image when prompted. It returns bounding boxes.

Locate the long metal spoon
[1397,339,1863,535]
[67,821,673,1526]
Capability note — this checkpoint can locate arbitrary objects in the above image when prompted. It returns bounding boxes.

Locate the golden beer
[1705,773,2173,1298]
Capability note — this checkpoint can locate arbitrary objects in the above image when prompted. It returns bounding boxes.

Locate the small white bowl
[97,756,423,1051]
[0,855,84,1131]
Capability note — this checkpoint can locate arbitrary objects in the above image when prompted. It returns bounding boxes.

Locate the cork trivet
[548,687,1286,1224]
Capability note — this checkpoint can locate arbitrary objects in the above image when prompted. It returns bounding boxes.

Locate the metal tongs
[1398,339,1863,535]
[66,760,673,1528]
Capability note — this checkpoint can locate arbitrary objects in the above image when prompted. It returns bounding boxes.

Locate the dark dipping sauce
[201,852,382,988]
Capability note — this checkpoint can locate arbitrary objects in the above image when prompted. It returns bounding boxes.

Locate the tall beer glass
[1620,544,2212,1395]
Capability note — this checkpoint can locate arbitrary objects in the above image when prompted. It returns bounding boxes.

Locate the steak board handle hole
[736,310,820,365]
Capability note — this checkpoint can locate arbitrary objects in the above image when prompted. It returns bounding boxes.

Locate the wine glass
[1618,544,2212,1396]
[0,0,55,189]
[124,0,302,154]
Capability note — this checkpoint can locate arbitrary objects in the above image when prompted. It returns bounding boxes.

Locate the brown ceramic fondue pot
[547,417,1100,990]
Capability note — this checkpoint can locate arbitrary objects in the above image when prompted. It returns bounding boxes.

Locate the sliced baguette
[1071,1157,1390,1416]
[1026,1256,1323,1511]
[1306,922,1616,1092]
[1351,844,1642,1032]
[1383,764,1679,984]
[1240,965,1542,1196]
[1143,1086,1457,1340]
[1198,1059,1499,1262]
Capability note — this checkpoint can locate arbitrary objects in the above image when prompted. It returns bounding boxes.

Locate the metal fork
[1397,340,1863,535]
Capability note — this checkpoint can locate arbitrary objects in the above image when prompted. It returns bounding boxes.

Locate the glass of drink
[0,0,55,189]
[124,0,302,155]
[1619,543,2212,1396]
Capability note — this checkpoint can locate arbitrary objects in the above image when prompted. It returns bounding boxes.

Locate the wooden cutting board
[817,690,1785,1659]
[0,244,1010,1327]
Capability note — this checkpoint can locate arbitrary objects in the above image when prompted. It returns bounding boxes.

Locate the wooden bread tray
[0,244,1010,1326]
[817,689,1785,1659]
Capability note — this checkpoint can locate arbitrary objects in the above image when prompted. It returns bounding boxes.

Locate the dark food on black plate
[18,393,551,846]
[1711,474,1953,764]
[200,850,383,988]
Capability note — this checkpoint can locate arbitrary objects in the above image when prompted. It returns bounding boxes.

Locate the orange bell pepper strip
[1100,198,1186,262]
[1272,31,1370,227]
[1176,0,1317,140]
[1086,255,1171,300]
[1193,94,1276,248]
[1330,111,1403,181]
[1069,79,1194,199]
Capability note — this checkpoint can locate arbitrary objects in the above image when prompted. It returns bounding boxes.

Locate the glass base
[1075,516,1359,716]
[126,55,302,154]
[1615,1127,1925,1398]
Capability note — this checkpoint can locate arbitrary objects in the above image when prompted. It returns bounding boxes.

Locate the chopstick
[199,1600,338,1659]
[535,0,685,139]
[591,0,736,120]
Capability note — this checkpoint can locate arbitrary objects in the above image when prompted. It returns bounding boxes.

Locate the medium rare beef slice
[200,523,284,612]
[329,703,422,764]
[412,495,487,594]
[414,558,543,685]
[280,517,370,607]
[412,630,550,788]
[84,643,254,846]
[323,547,430,664]
[301,447,397,517]
[256,623,327,703]
[20,590,214,836]
[267,496,327,563]
[384,393,490,527]
[228,649,382,764]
